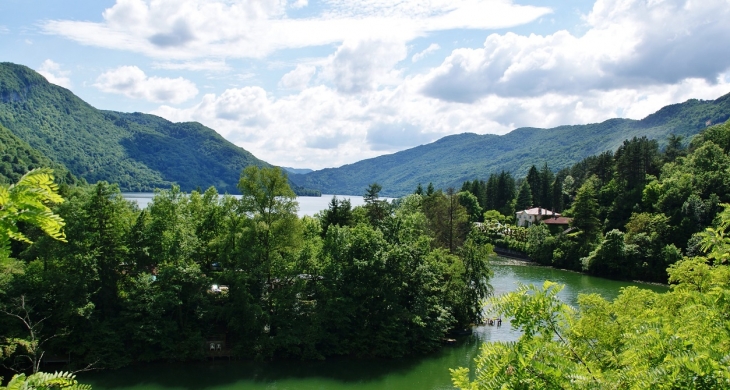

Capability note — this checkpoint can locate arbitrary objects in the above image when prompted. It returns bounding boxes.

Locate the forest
[455,120,730,284]
[0,166,491,377]
[2,120,730,389]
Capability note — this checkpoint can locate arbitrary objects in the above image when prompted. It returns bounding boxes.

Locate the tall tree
[569,176,602,245]
[423,189,469,253]
[238,166,302,340]
[364,183,388,225]
[539,163,554,210]
[515,180,533,211]
[321,196,353,237]
[664,134,687,163]
[414,183,424,195]
[526,165,541,207]
[458,191,483,223]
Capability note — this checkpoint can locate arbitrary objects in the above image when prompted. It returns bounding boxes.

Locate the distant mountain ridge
[0,62,319,195]
[290,93,730,197]
[2,62,728,198]
[282,167,314,175]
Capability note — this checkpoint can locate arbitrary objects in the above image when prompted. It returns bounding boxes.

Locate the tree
[238,166,302,342]
[426,182,435,197]
[539,162,554,209]
[457,191,482,223]
[569,176,602,244]
[0,169,68,374]
[320,196,353,237]
[453,204,730,390]
[515,180,533,211]
[664,134,687,163]
[363,183,388,225]
[423,189,470,253]
[526,165,541,207]
[414,183,423,195]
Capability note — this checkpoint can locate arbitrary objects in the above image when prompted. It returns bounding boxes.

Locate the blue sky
[2,0,729,170]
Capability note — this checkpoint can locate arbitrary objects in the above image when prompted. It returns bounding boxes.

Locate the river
[80,258,667,390]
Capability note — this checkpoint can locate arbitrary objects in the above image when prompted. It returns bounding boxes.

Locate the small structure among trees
[515,207,569,227]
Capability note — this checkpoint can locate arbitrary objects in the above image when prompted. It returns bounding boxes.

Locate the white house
[515,207,560,227]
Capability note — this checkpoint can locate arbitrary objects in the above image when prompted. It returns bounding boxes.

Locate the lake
[121,193,392,218]
[80,258,667,390]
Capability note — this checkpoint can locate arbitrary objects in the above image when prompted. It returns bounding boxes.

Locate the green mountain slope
[0,62,274,194]
[0,123,77,185]
[291,93,730,197]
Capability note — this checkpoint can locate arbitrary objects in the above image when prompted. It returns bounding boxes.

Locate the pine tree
[515,181,532,211]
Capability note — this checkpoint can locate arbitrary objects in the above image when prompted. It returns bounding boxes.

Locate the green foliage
[525,224,555,265]
[515,180,532,211]
[0,63,320,194]
[453,203,730,389]
[568,176,602,245]
[457,191,482,223]
[423,190,470,253]
[319,196,353,237]
[0,168,65,259]
[0,125,76,186]
[1,371,91,390]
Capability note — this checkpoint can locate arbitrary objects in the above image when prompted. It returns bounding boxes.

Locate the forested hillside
[0,124,76,185]
[0,63,276,194]
[291,93,730,196]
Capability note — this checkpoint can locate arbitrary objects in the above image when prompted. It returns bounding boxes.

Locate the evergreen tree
[569,176,602,244]
[663,134,687,163]
[526,165,541,207]
[515,180,533,211]
[364,183,387,225]
[321,196,353,237]
[552,174,564,213]
[539,163,553,210]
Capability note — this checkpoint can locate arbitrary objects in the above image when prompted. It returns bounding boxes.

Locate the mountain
[290,93,730,197]
[0,123,77,185]
[282,167,314,175]
[0,62,318,195]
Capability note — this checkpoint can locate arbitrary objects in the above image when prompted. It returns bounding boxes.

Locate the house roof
[517,207,561,217]
[542,216,572,225]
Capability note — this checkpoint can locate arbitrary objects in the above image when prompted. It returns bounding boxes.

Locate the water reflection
[82,258,666,390]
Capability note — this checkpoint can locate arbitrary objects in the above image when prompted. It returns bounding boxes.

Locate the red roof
[543,216,572,225]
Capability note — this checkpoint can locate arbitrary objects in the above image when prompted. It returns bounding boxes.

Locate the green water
[82,259,667,390]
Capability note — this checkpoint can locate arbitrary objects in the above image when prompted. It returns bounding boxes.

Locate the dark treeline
[0,166,492,372]
[457,120,730,283]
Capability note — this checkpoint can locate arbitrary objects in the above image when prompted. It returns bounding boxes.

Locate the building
[515,207,563,227]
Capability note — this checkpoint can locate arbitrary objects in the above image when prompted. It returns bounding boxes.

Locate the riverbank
[80,259,666,390]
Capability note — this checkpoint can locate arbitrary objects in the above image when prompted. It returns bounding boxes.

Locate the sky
[1,0,730,170]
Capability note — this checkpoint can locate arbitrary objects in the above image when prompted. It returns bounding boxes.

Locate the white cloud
[36,60,72,89]
[94,66,199,104]
[152,59,231,72]
[324,39,407,94]
[412,43,440,62]
[34,0,730,172]
[290,0,308,9]
[0,26,9,34]
[279,64,316,90]
[421,0,730,102]
[150,69,730,170]
[42,0,550,60]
